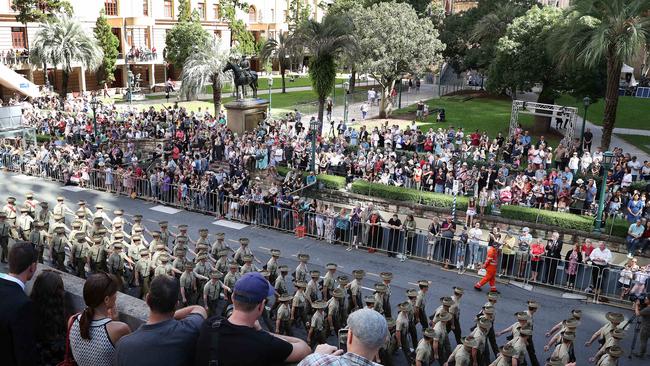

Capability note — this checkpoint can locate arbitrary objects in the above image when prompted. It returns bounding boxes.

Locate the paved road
[0,171,645,365]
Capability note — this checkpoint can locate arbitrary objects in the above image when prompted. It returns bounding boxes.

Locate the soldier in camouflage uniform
[50,226,69,270]
[134,249,153,299]
[307,300,328,349]
[275,294,293,336]
[180,261,198,306]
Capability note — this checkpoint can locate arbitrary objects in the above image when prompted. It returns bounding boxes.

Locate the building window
[144,27,151,48]
[164,0,173,18]
[11,27,26,49]
[248,6,256,23]
[198,2,205,19]
[215,30,222,39]
[143,0,149,16]
[270,9,275,22]
[104,0,118,16]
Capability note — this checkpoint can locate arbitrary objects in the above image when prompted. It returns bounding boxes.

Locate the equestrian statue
[224,56,258,100]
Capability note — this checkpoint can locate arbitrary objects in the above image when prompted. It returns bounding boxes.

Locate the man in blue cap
[195,272,317,365]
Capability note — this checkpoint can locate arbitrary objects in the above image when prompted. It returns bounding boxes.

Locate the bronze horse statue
[223,61,258,100]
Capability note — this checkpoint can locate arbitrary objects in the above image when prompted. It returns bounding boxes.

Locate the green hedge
[36,134,52,143]
[274,166,345,189]
[630,181,647,192]
[607,218,630,238]
[351,180,472,211]
[500,206,594,232]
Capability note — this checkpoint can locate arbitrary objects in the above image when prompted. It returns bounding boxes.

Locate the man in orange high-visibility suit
[474,243,498,292]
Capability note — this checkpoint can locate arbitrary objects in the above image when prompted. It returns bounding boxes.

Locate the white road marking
[259,246,271,251]
[150,205,181,214]
[561,293,587,300]
[367,272,380,277]
[212,220,248,230]
[62,186,86,192]
[510,281,533,291]
[361,286,375,291]
[15,174,35,181]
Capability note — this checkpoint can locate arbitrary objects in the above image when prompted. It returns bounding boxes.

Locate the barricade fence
[1,157,639,308]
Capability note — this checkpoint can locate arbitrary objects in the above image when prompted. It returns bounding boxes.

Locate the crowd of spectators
[1,49,30,65]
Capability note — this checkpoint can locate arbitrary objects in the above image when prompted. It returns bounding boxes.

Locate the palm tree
[554,0,650,149]
[180,37,232,115]
[293,14,355,124]
[30,17,102,100]
[260,32,295,93]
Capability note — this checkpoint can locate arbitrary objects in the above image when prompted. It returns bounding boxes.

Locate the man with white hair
[298,308,388,366]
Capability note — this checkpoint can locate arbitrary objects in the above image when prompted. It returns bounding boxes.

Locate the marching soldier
[49,214,68,238]
[240,254,256,274]
[158,221,172,247]
[203,270,228,317]
[272,265,290,317]
[327,288,344,335]
[550,331,575,364]
[496,311,530,342]
[234,237,256,265]
[525,300,540,366]
[432,311,453,364]
[590,328,624,363]
[306,270,321,315]
[88,236,106,273]
[89,217,105,238]
[322,263,337,300]
[292,281,309,331]
[71,232,89,278]
[479,305,498,360]
[295,253,309,283]
[180,262,198,306]
[127,235,147,263]
[276,294,293,336]
[223,263,240,304]
[107,242,134,289]
[267,249,280,285]
[307,300,327,349]
[17,207,34,240]
[379,318,397,366]
[3,197,18,227]
[93,204,112,222]
[131,215,145,237]
[175,225,193,246]
[597,345,623,366]
[348,269,365,313]
[112,209,128,228]
[510,326,533,366]
[77,201,93,219]
[586,312,624,348]
[445,336,478,366]
[194,253,212,303]
[373,283,387,315]
[544,318,580,352]
[30,221,47,263]
[148,231,162,254]
[210,232,227,259]
[489,344,515,366]
[415,327,435,366]
[23,192,38,218]
[37,202,51,232]
[396,301,415,364]
[450,287,464,345]
[53,196,74,222]
[337,275,350,327]
[151,243,168,267]
[134,249,153,299]
[470,317,492,366]
[364,296,376,310]
[406,289,420,349]
[431,297,454,331]
[75,210,91,235]
[0,213,10,263]
[545,309,582,340]
[50,227,69,270]
[154,253,173,278]
[380,272,393,318]
[172,248,189,277]
[416,280,430,329]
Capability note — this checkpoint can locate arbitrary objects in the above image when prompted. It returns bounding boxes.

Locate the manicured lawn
[206,76,350,94]
[391,95,562,146]
[614,134,650,155]
[556,95,650,130]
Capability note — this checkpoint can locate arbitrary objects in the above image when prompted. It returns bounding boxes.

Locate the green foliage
[500,205,594,232]
[94,10,119,86]
[316,174,346,190]
[260,33,296,93]
[608,218,631,238]
[350,180,470,211]
[350,1,444,117]
[177,0,192,22]
[165,20,210,69]
[219,1,256,55]
[287,0,312,30]
[11,0,72,24]
[36,134,52,143]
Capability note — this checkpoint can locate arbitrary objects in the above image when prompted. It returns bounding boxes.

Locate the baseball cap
[233,272,275,304]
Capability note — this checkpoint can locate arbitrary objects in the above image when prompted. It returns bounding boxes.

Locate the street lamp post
[579,96,591,154]
[594,151,614,233]
[89,96,102,146]
[398,78,403,109]
[343,81,350,124]
[310,119,319,172]
[267,75,273,118]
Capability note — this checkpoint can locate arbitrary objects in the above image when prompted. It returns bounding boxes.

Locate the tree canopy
[165,15,210,69]
[11,0,72,24]
[94,9,120,86]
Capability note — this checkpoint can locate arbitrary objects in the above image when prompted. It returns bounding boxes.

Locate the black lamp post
[343,81,350,124]
[579,96,591,154]
[594,151,614,233]
[310,119,319,172]
[89,96,102,146]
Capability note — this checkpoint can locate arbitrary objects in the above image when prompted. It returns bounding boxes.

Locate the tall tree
[287,0,312,31]
[180,38,232,115]
[554,0,650,149]
[165,18,210,69]
[220,0,256,55]
[30,17,102,100]
[351,1,444,117]
[11,0,72,24]
[94,9,119,86]
[177,0,192,22]
[293,14,355,124]
[260,32,295,93]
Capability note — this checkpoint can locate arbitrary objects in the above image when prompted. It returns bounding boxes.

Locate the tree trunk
[61,71,70,106]
[601,57,622,150]
[317,95,325,126]
[212,77,222,116]
[280,66,286,93]
[349,67,356,93]
[379,81,395,119]
[533,84,555,133]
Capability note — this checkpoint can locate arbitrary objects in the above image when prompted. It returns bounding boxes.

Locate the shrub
[36,134,52,143]
[629,181,647,193]
[606,218,630,238]
[351,180,470,210]
[500,206,594,232]
[276,166,290,176]
[317,174,346,189]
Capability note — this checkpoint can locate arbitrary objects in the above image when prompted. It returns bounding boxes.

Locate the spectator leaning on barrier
[587,242,613,296]
[114,275,206,366]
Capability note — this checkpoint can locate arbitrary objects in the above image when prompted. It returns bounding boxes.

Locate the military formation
[0,192,630,366]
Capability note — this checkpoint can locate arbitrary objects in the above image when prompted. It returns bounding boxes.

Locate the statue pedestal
[224,98,269,135]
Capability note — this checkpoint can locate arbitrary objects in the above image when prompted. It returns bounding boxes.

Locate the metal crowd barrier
[1,156,635,308]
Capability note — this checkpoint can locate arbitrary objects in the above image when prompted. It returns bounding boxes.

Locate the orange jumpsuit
[475,246,498,291]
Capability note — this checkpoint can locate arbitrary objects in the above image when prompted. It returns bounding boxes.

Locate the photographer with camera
[633,293,650,358]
